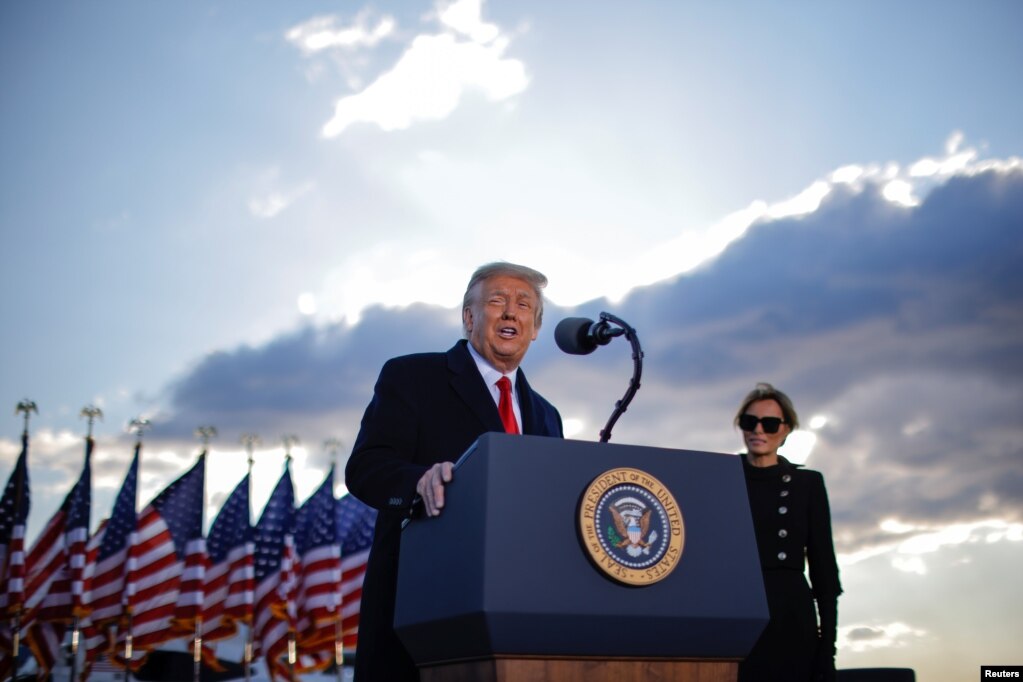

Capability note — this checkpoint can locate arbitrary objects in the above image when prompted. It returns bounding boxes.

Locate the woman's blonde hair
[734,382,800,429]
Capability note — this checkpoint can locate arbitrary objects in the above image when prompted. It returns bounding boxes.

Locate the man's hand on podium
[416,461,454,517]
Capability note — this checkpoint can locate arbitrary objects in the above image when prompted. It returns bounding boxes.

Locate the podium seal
[578,468,685,586]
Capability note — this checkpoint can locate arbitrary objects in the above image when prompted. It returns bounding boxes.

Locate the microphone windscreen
[554,317,598,355]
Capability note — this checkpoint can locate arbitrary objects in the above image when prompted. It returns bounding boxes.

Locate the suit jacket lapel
[447,340,505,433]
[516,370,543,435]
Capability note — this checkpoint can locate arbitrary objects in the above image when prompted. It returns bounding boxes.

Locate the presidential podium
[395,433,767,682]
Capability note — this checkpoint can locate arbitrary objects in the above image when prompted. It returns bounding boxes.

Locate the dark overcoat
[739,454,842,682]
[345,339,563,681]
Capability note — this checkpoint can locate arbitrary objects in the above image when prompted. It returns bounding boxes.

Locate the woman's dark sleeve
[807,470,842,599]
[813,598,839,681]
[807,471,842,680]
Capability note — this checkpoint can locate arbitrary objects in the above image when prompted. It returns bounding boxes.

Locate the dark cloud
[156,303,462,441]
[619,171,1023,387]
[153,168,1023,552]
[846,626,885,643]
[595,170,1023,547]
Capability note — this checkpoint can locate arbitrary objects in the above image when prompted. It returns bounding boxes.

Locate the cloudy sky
[2,1,1022,679]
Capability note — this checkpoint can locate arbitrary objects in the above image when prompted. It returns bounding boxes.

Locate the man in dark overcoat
[345,261,564,681]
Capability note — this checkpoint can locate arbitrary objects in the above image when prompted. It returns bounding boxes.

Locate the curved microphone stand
[596,311,644,443]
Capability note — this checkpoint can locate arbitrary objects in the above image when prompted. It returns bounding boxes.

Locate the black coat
[739,455,842,682]
[345,340,563,681]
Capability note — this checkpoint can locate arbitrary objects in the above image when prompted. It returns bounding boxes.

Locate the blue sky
[2,1,1022,679]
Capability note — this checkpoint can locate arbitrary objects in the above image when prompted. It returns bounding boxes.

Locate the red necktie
[497,376,519,434]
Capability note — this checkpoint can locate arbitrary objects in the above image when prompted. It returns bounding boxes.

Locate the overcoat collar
[446,340,541,435]
[740,454,803,480]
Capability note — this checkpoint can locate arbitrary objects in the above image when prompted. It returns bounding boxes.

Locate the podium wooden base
[419,657,738,682]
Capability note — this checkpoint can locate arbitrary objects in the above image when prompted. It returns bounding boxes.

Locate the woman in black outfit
[736,383,842,682]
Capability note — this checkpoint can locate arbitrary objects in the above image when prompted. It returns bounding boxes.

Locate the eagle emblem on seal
[579,469,684,586]
[609,497,658,557]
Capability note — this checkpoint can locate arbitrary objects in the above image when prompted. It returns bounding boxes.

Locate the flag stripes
[0,440,379,679]
[120,453,205,662]
[0,432,31,679]
[253,465,298,680]
[19,435,92,675]
[339,548,370,652]
[294,468,342,673]
[337,493,376,653]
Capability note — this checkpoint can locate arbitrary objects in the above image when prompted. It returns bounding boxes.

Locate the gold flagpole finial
[80,405,104,438]
[324,437,344,476]
[323,437,343,457]
[194,425,218,448]
[15,399,38,436]
[128,417,152,445]
[281,434,300,465]
[240,433,260,469]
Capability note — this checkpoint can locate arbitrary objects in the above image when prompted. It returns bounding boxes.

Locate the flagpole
[281,435,299,682]
[239,433,260,682]
[124,418,150,682]
[322,437,345,682]
[192,426,216,682]
[9,399,36,679]
[70,405,102,682]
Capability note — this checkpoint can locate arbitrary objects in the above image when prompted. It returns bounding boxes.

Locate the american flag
[21,435,92,675]
[199,473,254,666]
[253,464,298,680]
[294,467,341,674]
[81,445,139,672]
[336,493,375,655]
[79,519,113,675]
[0,432,30,679]
[167,454,211,641]
[125,454,206,656]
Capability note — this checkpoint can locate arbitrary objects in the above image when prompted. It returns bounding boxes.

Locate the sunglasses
[739,414,786,434]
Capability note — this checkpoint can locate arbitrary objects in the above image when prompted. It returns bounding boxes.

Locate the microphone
[554,317,623,355]
[553,311,644,443]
